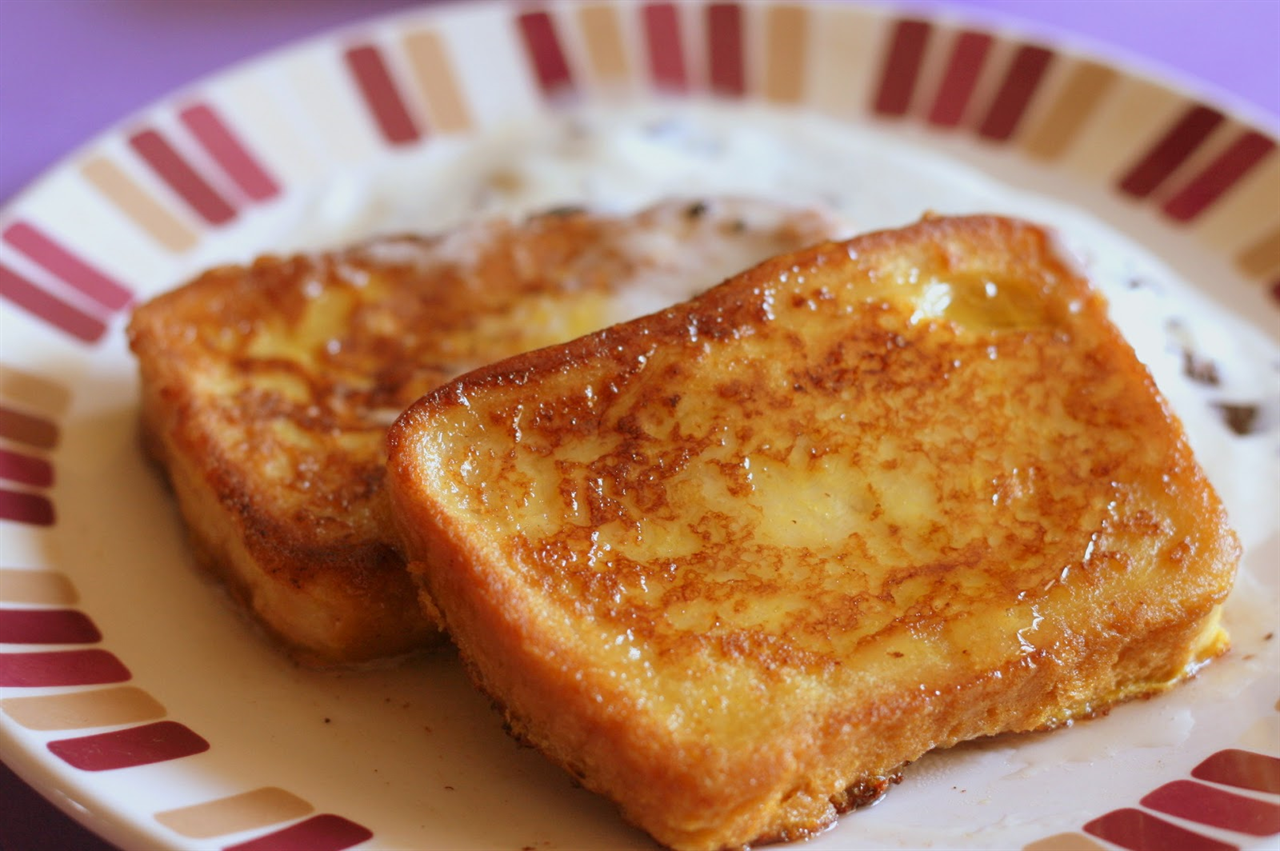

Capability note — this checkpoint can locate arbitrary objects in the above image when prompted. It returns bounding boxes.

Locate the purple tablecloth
[1,2,1276,850]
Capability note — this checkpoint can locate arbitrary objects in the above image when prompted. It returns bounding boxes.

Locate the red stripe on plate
[0,448,53,488]
[873,19,931,116]
[0,609,101,644]
[643,3,688,92]
[48,721,209,771]
[0,488,55,527]
[2,222,133,311]
[0,261,106,343]
[1142,779,1280,836]
[344,45,422,145]
[0,405,59,450]
[1118,104,1224,198]
[1162,130,1276,221]
[224,814,374,851]
[928,31,992,127]
[1193,750,1280,795]
[517,10,574,98]
[1084,808,1237,851]
[129,129,237,225]
[0,649,128,687]
[706,3,744,96]
[977,44,1054,140]
[179,104,280,201]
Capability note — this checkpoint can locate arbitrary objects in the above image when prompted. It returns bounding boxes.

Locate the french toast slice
[128,198,845,666]
[386,215,1240,850]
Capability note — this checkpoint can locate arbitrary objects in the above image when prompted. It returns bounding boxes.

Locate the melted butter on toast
[128,198,846,666]
[388,215,1239,850]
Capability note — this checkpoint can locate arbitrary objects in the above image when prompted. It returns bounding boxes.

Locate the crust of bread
[128,199,845,666]
[387,215,1239,849]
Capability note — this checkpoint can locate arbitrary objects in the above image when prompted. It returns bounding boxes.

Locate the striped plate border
[1,2,1276,850]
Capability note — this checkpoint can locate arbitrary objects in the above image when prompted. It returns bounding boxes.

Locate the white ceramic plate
[2,3,1277,850]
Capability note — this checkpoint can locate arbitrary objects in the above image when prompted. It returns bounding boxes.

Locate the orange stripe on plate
[763,4,807,104]
[79,156,198,253]
[0,569,76,605]
[0,367,70,418]
[156,787,315,839]
[1,686,165,731]
[1237,226,1280,279]
[1020,59,1117,161]
[806,4,883,119]
[1053,75,1186,181]
[403,29,472,133]
[577,4,630,86]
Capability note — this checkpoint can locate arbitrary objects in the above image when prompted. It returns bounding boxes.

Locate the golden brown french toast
[128,198,845,666]
[386,215,1240,850]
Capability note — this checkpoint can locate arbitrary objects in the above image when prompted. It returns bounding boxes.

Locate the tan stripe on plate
[79,156,198,253]
[1053,74,1187,182]
[763,4,807,104]
[576,4,630,87]
[1020,59,1117,161]
[0,569,77,605]
[1193,149,1280,264]
[1236,225,1280,280]
[285,53,377,162]
[0,368,70,418]
[1023,833,1109,851]
[403,28,473,134]
[807,4,886,119]
[156,787,315,839]
[0,686,165,731]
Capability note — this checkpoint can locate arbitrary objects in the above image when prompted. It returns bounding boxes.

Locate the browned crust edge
[388,215,1239,849]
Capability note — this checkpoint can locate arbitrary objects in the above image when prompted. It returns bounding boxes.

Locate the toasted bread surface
[387,215,1240,850]
[128,198,844,666]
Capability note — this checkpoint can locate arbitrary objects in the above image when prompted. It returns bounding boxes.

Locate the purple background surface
[0,2,1277,850]
[2,0,1278,204]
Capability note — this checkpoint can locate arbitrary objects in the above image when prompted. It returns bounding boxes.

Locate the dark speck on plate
[1214,402,1261,435]
[1182,349,1221,386]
